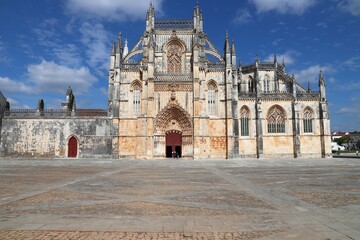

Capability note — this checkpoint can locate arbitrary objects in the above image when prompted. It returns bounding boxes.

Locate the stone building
[0,3,332,159]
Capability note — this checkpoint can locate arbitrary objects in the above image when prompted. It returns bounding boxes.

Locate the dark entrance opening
[68,136,78,158]
[175,145,182,158]
[165,130,182,158]
[166,146,172,158]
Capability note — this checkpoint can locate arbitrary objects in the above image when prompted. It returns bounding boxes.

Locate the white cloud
[337,0,360,16]
[294,65,333,83]
[0,77,33,94]
[250,0,316,14]
[66,0,164,21]
[79,22,111,73]
[233,9,252,25]
[27,60,97,94]
[264,50,299,65]
[6,98,31,109]
[53,44,82,67]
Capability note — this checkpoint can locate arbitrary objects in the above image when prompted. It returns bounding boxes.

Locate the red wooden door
[166,131,182,158]
[68,136,77,158]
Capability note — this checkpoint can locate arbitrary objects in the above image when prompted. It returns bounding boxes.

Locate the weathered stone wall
[0,117,113,158]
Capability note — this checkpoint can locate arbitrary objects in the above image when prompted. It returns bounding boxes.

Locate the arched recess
[303,107,314,133]
[67,135,79,158]
[154,101,193,157]
[267,105,287,134]
[206,80,218,116]
[240,106,250,136]
[163,38,186,73]
[248,76,255,92]
[130,80,142,116]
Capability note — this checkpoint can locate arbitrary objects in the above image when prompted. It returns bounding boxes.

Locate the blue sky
[0,0,359,131]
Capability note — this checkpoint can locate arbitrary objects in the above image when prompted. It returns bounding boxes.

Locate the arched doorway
[154,101,193,158]
[166,130,182,158]
[68,136,78,158]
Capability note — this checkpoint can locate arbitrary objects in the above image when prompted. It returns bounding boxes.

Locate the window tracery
[133,84,141,116]
[240,107,250,136]
[167,41,182,73]
[303,108,313,133]
[208,83,216,115]
[267,106,285,133]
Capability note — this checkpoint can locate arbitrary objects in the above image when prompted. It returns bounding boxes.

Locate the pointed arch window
[267,106,285,133]
[208,83,216,115]
[240,107,250,136]
[167,41,182,73]
[248,77,255,92]
[303,108,313,133]
[133,84,141,116]
[263,76,270,93]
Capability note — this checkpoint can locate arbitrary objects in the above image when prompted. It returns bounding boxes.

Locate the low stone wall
[0,117,113,158]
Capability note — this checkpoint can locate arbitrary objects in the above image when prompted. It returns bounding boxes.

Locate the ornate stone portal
[154,100,193,158]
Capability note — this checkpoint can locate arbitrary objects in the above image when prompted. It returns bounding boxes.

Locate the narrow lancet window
[240,107,250,136]
[208,84,216,115]
[133,85,141,116]
[303,108,313,133]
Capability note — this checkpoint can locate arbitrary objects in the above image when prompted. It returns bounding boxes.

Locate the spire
[255,55,259,67]
[282,58,285,67]
[123,39,129,58]
[319,70,325,86]
[225,31,230,53]
[117,33,123,54]
[274,54,277,64]
[308,81,312,92]
[231,41,236,55]
[110,41,116,56]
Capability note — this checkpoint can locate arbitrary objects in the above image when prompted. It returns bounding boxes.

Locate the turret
[319,70,326,100]
[291,74,297,97]
[231,41,237,69]
[115,33,123,67]
[110,42,116,69]
[146,2,155,32]
[308,81,312,93]
[193,3,203,32]
[254,56,260,97]
[123,39,129,58]
[224,32,231,68]
[274,54,277,67]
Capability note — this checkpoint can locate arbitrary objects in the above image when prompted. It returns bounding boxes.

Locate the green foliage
[334,136,350,146]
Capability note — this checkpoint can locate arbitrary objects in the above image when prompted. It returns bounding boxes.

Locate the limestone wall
[0,117,113,158]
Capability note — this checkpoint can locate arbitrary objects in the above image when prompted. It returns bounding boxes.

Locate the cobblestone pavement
[0,230,271,240]
[0,158,359,239]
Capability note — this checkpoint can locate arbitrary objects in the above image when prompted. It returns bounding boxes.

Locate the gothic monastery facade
[0,4,332,159]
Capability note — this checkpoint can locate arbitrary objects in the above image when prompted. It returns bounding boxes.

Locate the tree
[334,136,350,146]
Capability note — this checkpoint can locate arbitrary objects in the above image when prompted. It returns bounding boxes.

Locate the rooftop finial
[319,70,325,86]
[225,31,230,53]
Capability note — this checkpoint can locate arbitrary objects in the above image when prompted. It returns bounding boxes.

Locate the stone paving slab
[0,158,359,239]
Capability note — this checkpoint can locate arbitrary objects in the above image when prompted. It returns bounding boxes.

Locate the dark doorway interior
[165,131,182,158]
[166,146,172,158]
[175,145,182,158]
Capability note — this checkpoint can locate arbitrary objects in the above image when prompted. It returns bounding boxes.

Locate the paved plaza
[0,157,359,239]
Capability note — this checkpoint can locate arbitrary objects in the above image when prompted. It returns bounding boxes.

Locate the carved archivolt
[154,101,192,136]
